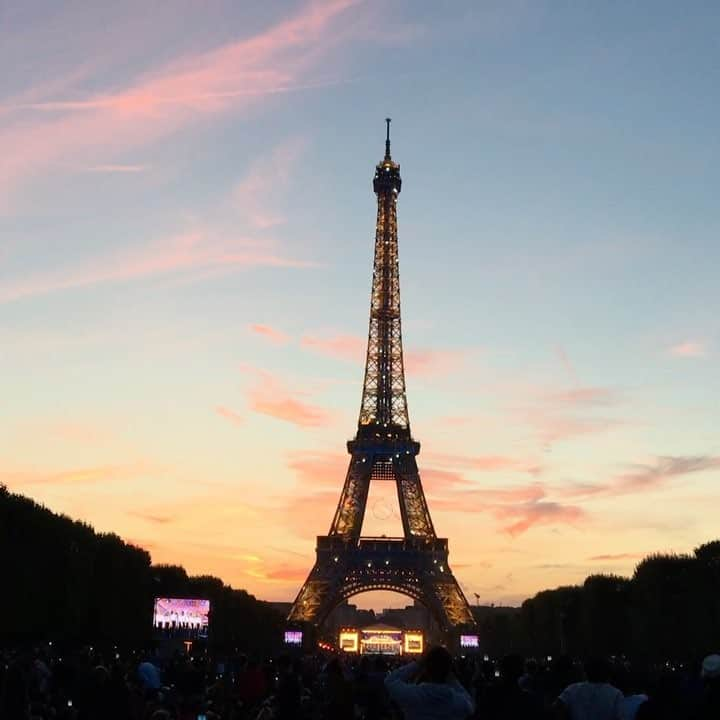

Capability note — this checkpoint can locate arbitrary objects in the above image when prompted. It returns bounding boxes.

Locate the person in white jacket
[384,646,475,720]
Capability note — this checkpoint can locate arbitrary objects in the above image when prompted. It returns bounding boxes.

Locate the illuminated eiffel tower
[288,120,475,637]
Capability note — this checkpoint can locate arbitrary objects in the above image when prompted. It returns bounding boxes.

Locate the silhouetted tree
[0,486,283,652]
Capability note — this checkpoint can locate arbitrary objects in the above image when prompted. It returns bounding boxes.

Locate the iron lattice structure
[288,121,475,633]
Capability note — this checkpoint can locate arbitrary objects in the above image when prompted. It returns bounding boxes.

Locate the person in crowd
[384,645,475,719]
[480,653,542,720]
[554,657,623,720]
[237,655,267,711]
[274,654,302,720]
[691,654,720,720]
[321,658,354,720]
[137,656,162,697]
[616,668,649,720]
[0,658,31,720]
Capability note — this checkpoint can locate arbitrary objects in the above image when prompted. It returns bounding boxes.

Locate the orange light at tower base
[339,629,359,653]
[403,631,423,655]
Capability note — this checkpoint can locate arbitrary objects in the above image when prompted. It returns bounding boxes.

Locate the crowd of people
[2,643,720,720]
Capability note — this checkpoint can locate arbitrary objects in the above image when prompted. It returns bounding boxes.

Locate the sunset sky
[3,1,720,609]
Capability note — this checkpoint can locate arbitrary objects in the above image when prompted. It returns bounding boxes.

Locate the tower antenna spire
[385,117,391,159]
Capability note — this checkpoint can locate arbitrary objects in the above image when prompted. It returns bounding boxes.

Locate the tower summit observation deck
[288,121,475,638]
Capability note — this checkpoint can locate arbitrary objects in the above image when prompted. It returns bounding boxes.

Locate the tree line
[475,541,720,660]
[0,485,283,652]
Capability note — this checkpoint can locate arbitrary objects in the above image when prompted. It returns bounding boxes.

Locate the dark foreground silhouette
[3,644,720,720]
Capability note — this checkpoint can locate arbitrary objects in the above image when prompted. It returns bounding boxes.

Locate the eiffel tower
[288,120,475,637]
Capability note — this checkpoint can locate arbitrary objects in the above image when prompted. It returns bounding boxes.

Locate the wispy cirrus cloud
[429,480,584,536]
[494,501,585,537]
[404,348,466,377]
[249,323,291,345]
[0,230,312,304]
[420,468,474,493]
[251,394,332,428]
[247,561,310,583]
[127,510,175,525]
[613,455,720,495]
[244,368,333,428]
[589,552,644,561]
[668,341,706,358]
[544,386,620,407]
[555,455,720,500]
[0,1,363,202]
[215,406,244,427]
[430,483,547,510]
[301,333,365,362]
[85,164,149,173]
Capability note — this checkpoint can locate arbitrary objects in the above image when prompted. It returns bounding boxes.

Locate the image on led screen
[153,598,210,635]
[460,634,479,648]
[284,631,303,645]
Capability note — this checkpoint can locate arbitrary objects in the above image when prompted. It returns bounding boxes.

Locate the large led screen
[460,634,479,648]
[153,598,210,633]
[284,630,303,646]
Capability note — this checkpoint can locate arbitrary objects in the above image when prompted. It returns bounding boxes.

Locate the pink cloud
[0,0,362,202]
[287,451,347,488]
[127,511,175,525]
[85,164,149,173]
[589,553,644,561]
[613,455,720,495]
[404,348,466,377]
[669,341,706,358]
[215,406,244,427]
[245,369,333,428]
[544,387,619,407]
[555,455,720,500]
[0,231,313,304]
[495,502,585,537]
[300,332,466,377]
[251,395,332,428]
[249,324,291,345]
[301,333,366,362]
[430,483,547,511]
[261,562,311,583]
[428,480,583,536]
[420,468,472,493]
